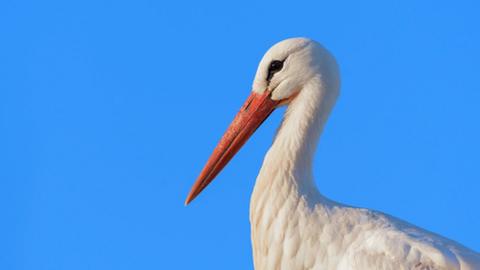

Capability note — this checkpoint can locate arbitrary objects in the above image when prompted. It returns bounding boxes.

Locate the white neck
[249,74,339,268]
[251,74,338,208]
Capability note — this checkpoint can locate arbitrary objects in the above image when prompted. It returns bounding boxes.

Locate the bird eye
[267,60,284,82]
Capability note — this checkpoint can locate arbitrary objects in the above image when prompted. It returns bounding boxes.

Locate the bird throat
[249,77,338,269]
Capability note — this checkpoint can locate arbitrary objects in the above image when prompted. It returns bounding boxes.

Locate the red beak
[185,91,280,205]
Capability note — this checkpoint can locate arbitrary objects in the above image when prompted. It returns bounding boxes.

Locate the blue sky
[1,0,479,269]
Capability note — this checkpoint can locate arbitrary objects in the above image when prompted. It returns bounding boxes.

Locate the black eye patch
[266,59,284,82]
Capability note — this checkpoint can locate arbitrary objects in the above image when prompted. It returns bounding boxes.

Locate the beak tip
[184,191,196,206]
[185,177,207,206]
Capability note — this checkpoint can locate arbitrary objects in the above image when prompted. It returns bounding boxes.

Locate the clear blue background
[1,0,479,269]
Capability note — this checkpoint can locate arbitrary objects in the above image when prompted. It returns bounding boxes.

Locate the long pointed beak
[185,91,280,205]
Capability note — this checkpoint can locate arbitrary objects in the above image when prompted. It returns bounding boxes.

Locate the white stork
[185,38,480,270]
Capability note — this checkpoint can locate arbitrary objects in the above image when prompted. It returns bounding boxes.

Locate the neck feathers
[276,76,337,175]
[254,74,338,196]
[249,75,339,268]
[250,72,339,219]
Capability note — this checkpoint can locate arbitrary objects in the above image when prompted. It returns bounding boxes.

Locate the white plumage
[187,38,480,270]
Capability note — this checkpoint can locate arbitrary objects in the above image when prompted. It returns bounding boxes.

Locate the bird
[184,38,480,270]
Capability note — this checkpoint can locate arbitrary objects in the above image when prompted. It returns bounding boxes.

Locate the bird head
[252,37,324,102]
[185,37,338,205]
